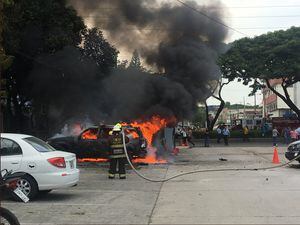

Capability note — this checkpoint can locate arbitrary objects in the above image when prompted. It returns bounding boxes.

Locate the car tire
[14,175,38,201]
[0,207,20,225]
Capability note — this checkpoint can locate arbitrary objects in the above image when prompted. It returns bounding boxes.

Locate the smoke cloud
[30,0,229,130]
[69,0,229,102]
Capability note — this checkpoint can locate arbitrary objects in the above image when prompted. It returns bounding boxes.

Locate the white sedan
[0,133,79,200]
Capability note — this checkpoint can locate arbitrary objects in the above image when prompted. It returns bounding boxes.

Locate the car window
[81,128,98,140]
[23,137,56,152]
[0,138,22,156]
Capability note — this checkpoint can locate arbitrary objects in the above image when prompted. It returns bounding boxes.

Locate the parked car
[47,125,148,159]
[0,133,79,200]
[285,140,300,162]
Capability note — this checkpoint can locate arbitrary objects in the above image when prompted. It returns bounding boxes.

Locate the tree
[219,26,300,118]
[206,80,230,131]
[81,28,119,75]
[0,0,13,70]
[128,49,143,70]
[2,0,85,132]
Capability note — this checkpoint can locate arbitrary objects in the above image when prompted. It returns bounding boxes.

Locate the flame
[125,115,176,164]
[78,158,108,163]
[81,130,97,140]
[124,129,139,139]
[126,116,168,144]
[78,116,176,164]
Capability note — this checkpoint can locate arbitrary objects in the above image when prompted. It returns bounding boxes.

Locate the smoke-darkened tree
[29,46,105,132]
[2,0,85,133]
[128,50,143,71]
[81,28,119,75]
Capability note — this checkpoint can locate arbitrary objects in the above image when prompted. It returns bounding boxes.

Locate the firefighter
[108,123,129,179]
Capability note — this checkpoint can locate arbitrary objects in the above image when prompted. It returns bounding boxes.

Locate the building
[263,79,300,118]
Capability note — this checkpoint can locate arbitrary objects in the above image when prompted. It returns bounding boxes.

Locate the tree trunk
[265,79,300,119]
[209,99,225,131]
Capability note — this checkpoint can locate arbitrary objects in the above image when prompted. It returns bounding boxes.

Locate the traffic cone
[272,146,280,164]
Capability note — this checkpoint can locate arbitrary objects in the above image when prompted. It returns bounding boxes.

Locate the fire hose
[122,130,300,183]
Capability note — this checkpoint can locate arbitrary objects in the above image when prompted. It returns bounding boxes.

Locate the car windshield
[23,137,56,152]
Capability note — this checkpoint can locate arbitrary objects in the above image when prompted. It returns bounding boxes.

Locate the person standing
[216,126,222,143]
[243,125,250,142]
[272,127,280,146]
[108,123,129,179]
[282,127,291,144]
[204,128,210,147]
[222,125,230,146]
[181,128,188,146]
[187,128,195,148]
[290,129,298,142]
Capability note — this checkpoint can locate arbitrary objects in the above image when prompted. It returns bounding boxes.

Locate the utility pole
[254,93,257,118]
[0,65,2,133]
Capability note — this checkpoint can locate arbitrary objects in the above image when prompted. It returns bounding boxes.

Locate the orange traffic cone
[272,146,280,164]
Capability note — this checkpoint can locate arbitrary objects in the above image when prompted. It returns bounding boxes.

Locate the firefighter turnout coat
[108,132,129,159]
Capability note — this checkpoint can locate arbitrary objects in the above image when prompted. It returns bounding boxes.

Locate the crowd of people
[176,124,300,148]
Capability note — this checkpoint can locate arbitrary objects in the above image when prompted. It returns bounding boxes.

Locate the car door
[0,138,23,172]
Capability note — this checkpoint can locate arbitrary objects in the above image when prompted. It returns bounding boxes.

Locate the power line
[93,26,293,31]
[81,15,300,19]
[71,5,300,10]
[174,0,248,36]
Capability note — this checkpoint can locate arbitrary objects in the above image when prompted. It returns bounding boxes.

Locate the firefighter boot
[108,173,115,179]
[119,174,126,179]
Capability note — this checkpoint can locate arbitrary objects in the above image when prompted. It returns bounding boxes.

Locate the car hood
[288,140,300,148]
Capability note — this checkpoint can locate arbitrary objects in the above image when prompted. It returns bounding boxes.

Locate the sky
[207,0,300,106]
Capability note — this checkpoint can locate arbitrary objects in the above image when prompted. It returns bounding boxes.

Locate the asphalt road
[3,143,300,225]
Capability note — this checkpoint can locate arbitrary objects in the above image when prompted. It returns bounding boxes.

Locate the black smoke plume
[30,0,229,130]
[69,0,229,107]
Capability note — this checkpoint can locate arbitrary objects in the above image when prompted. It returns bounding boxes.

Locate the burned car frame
[47,125,147,159]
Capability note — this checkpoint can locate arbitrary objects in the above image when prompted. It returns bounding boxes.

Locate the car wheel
[15,175,38,200]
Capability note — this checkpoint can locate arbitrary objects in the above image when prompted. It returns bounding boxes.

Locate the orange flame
[78,116,176,164]
[78,158,108,163]
[125,115,176,164]
[82,130,97,140]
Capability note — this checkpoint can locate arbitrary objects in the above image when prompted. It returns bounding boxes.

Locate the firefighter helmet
[112,123,122,132]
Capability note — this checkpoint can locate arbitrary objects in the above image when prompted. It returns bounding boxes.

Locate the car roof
[1,133,33,140]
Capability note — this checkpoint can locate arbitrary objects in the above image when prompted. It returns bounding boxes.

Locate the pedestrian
[216,125,222,143]
[181,127,188,146]
[222,125,230,146]
[290,129,298,142]
[108,123,129,179]
[272,127,280,146]
[295,127,300,140]
[282,127,291,144]
[243,125,250,142]
[187,128,195,148]
[204,128,210,147]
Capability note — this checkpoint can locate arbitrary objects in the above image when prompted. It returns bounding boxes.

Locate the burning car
[47,125,147,159]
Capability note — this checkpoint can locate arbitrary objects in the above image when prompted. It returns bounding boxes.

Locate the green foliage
[219,26,300,92]
[1,0,86,133]
[3,0,85,56]
[192,107,206,128]
[82,28,119,74]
